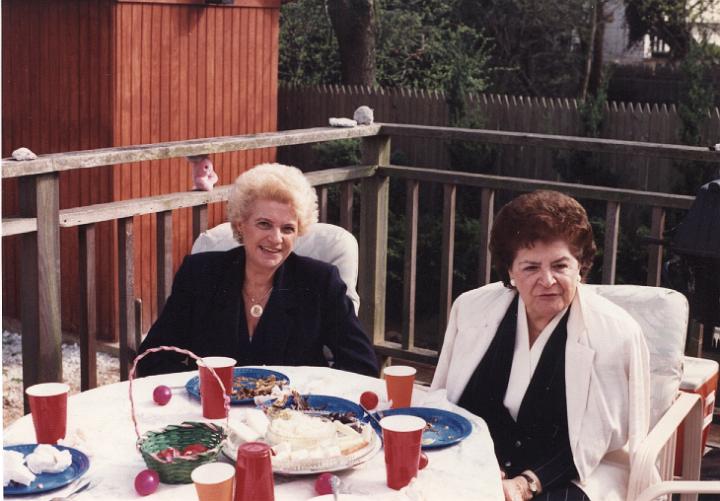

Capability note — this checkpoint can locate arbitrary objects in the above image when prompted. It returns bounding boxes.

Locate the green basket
[137,421,227,484]
[129,346,232,484]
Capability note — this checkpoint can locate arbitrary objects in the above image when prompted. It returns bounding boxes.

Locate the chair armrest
[627,392,704,501]
[635,481,720,501]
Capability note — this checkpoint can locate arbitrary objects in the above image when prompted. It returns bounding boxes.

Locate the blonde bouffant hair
[227,163,319,243]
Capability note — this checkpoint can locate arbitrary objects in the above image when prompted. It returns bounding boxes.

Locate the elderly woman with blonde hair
[137,163,379,377]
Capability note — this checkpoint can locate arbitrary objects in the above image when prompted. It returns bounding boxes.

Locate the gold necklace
[243,285,273,318]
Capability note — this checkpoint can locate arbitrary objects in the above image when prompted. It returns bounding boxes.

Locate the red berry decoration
[314,472,336,495]
[418,451,429,470]
[359,391,379,410]
[180,443,208,457]
[153,385,172,406]
[155,447,178,462]
[134,469,160,496]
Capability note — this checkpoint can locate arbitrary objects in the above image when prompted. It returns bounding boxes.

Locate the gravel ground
[2,330,120,427]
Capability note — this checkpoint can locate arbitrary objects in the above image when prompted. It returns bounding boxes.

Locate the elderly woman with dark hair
[137,163,378,378]
[431,191,650,501]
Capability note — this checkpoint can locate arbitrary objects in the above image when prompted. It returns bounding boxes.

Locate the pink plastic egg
[134,469,159,496]
[152,385,172,406]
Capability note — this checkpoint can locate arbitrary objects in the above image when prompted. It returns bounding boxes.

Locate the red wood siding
[2,0,279,340]
[2,0,116,338]
[113,1,279,335]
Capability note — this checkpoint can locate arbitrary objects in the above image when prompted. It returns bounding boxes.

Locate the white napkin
[58,428,92,457]
[3,450,36,486]
[25,444,72,474]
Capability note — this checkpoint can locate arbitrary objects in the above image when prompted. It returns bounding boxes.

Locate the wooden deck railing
[2,123,718,401]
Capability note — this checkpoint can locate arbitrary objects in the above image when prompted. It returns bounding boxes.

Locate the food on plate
[134,469,159,496]
[25,444,72,474]
[265,409,371,464]
[235,374,286,399]
[3,450,36,487]
[226,394,375,470]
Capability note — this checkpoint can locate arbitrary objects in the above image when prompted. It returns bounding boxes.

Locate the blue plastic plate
[369,407,473,449]
[3,444,90,496]
[185,367,290,405]
[268,394,365,419]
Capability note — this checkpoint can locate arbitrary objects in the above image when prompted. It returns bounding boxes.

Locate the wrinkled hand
[502,477,533,501]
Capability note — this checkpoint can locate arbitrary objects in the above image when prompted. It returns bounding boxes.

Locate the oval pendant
[250,304,264,318]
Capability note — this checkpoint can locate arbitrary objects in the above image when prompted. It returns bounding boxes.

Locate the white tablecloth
[4,366,504,500]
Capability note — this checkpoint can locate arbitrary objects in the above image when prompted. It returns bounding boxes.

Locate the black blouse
[458,295,578,489]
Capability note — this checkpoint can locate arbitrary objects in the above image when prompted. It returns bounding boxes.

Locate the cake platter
[223,394,381,475]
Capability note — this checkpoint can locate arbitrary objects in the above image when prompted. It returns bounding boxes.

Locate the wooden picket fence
[278,84,720,194]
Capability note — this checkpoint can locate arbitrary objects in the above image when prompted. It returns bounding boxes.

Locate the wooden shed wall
[2,0,116,338]
[2,0,280,340]
[113,1,279,336]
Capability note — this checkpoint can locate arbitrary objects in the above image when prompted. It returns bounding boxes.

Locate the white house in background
[603,0,720,64]
[603,0,649,64]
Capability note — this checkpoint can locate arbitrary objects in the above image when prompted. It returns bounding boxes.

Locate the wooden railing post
[18,173,62,410]
[156,210,173,313]
[118,217,136,380]
[359,135,390,347]
[78,223,97,390]
[439,184,456,334]
[401,180,419,350]
[646,206,665,286]
[478,188,495,286]
[602,201,620,284]
[339,181,354,231]
[192,205,208,242]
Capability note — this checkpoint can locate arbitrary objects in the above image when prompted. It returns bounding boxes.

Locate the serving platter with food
[223,392,381,474]
[185,367,289,405]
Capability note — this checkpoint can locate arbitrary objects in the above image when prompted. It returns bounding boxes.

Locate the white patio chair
[589,285,719,501]
[191,222,360,314]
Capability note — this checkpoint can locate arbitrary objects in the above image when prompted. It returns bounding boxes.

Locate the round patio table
[3,366,504,500]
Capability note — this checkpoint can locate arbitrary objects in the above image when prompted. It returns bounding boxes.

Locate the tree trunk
[581,0,606,100]
[327,0,376,86]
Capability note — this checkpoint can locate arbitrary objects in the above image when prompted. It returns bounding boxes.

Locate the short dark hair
[489,190,596,287]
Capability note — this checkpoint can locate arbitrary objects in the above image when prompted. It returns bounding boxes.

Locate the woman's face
[235,198,299,274]
[508,240,581,326]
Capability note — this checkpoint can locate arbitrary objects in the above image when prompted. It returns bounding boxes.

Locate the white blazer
[431,282,651,500]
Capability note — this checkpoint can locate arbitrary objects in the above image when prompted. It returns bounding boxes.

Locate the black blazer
[136,247,379,377]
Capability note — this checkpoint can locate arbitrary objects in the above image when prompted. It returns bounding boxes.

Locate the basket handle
[128,346,232,443]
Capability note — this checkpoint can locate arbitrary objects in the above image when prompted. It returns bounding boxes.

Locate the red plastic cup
[383,365,416,408]
[380,414,426,490]
[234,441,274,501]
[25,383,69,444]
[198,356,235,419]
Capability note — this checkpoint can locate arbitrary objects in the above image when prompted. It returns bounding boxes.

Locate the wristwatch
[519,472,539,497]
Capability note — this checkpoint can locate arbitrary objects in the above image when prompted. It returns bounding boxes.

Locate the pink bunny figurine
[188,156,218,191]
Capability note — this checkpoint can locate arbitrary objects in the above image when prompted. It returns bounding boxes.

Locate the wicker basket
[129,346,230,484]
